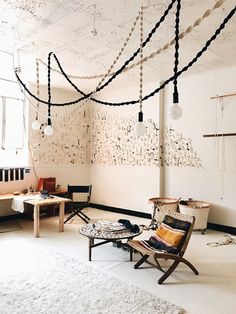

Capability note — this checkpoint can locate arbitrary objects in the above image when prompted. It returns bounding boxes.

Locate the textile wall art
[30,106,201,168]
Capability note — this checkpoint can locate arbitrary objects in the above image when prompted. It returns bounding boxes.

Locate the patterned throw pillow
[147,215,191,253]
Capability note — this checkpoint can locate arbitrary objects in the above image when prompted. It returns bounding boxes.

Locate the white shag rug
[0,240,184,314]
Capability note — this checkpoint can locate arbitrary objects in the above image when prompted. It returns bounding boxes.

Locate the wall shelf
[203,133,236,138]
[210,92,236,100]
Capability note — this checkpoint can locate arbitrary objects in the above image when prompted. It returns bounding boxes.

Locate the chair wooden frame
[64,185,92,224]
[128,210,199,284]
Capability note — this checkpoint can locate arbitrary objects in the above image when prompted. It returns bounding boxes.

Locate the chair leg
[134,254,149,269]
[64,211,77,223]
[153,256,165,272]
[76,212,89,224]
[158,261,179,285]
[180,257,199,275]
[64,210,90,224]
[80,211,90,221]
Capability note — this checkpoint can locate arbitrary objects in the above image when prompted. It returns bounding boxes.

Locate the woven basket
[149,197,179,223]
[179,200,210,232]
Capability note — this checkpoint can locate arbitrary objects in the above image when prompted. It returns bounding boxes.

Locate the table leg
[89,238,94,261]
[59,202,65,232]
[129,237,134,261]
[130,245,133,261]
[33,204,40,238]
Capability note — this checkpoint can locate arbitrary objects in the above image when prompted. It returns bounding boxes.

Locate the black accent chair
[64,185,92,224]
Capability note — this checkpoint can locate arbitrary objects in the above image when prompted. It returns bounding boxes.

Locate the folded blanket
[11,195,41,213]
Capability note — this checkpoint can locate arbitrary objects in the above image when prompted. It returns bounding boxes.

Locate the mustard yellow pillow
[155,223,185,247]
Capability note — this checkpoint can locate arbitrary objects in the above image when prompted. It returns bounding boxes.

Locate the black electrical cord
[173,0,181,104]
[15,0,177,106]
[53,53,87,97]
[92,4,236,106]
[15,4,236,108]
[47,52,53,125]
[94,0,177,93]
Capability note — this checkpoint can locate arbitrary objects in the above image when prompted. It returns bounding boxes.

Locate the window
[0,50,28,167]
[0,96,25,149]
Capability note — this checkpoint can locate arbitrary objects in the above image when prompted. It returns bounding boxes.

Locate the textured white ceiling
[0,0,236,94]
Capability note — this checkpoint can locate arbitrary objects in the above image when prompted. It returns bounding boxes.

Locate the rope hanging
[15,3,236,108]
[36,59,40,120]
[15,0,176,105]
[37,0,225,80]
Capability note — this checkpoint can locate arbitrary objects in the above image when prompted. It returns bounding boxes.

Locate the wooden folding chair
[128,210,199,284]
[64,185,92,224]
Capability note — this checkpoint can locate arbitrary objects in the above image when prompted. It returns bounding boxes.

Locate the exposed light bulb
[171,88,183,120]
[136,111,146,137]
[136,122,146,137]
[170,103,183,120]
[44,125,53,136]
[32,119,41,131]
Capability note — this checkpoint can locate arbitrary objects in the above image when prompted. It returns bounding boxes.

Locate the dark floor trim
[91,203,236,234]
[90,203,151,219]
[207,222,236,235]
[0,214,25,222]
[2,204,235,235]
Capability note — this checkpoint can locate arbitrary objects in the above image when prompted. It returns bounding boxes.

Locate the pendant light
[136,6,146,137]
[170,0,183,120]
[45,52,54,136]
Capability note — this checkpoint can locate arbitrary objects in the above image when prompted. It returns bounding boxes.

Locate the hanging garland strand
[92,4,236,106]
[95,0,176,94]
[133,0,224,72]
[95,10,141,91]
[53,53,86,97]
[139,6,144,112]
[15,4,236,107]
[37,0,225,80]
[15,0,177,106]
[52,8,141,98]
[36,59,40,119]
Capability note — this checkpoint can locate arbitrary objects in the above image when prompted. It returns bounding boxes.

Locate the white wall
[90,82,161,213]
[90,66,236,227]
[1,66,236,227]
[164,66,236,227]
[90,165,159,212]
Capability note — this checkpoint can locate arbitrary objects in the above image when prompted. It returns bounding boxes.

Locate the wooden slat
[210,93,236,100]
[203,133,236,138]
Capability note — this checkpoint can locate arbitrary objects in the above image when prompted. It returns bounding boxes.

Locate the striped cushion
[147,215,191,253]
[155,223,185,247]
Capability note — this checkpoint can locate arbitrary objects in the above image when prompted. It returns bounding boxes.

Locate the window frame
[0,95,26,150]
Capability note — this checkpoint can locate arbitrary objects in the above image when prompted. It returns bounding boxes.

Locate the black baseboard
[91,203,236,234]
[1,204,235,235]
[0,213,25,222]
[90,203,151,219]
[207,222,236,235]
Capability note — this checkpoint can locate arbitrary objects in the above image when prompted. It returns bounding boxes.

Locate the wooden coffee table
[80,223,142,261]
